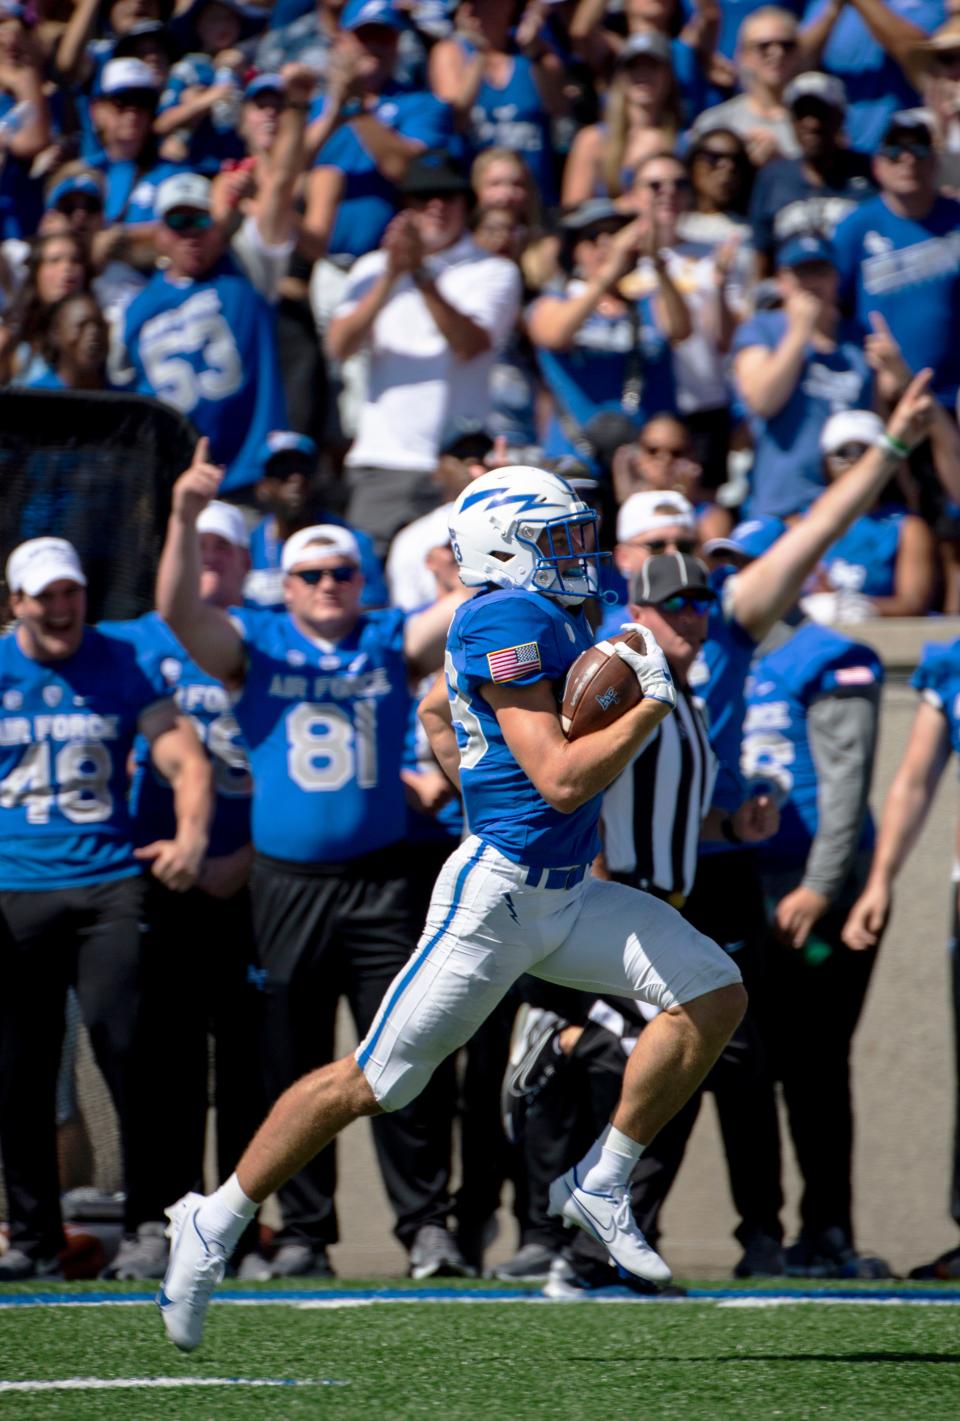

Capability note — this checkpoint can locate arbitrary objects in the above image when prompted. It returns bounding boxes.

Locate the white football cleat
[157,1193,226,1352]
[547,1167,672,1285]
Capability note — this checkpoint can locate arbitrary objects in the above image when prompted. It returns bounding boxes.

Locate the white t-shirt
[386,501,455,611]
[627,242,749,413]
[336,235,521,472]
[230,213,294,304]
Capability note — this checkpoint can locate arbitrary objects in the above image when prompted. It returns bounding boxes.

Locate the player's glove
[614,624,677,710]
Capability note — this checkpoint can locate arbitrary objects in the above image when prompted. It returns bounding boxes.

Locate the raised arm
[842,698,951,949]
[845,0,929,85]
[404,587,473,679]
[253,63,312,248]
[54,0,98,85]
[729,370,935,641]
[733,289,819,420]
[155,439,247,688]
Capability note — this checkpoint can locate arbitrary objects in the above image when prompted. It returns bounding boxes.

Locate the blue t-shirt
[90,155,189,224]
[532,283,676,459]
[313,86,453,259]
[99,612,252,859]
[749,153,876,264]
[458,42,557,204]
[832,193,960,408]
[732,310,872,518]
[911,638,960,755]
[0,626,170,890]
[743,623,881,873]
[157,55,246,172]
[446,586,599,867]
[229,606,412,861]
[0,92,43,240]
[245,514,388,611]
[801,0,944,153]
[821,508,906,599]
[122,259,287,491]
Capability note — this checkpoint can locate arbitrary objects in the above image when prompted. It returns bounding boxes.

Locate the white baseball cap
[6,537,87,596]
[282,524,361,572]
[616,490,696,543]
[196,500,249,549]
[155,172,212,219]
[99,57,160,96]
[820,409,885,455]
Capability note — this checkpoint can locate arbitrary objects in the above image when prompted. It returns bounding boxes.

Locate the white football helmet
[449,466,605,606]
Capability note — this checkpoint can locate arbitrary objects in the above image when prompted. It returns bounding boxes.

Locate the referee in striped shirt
[600,552,776,903]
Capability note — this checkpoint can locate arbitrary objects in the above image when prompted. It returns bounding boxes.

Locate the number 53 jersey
[229,607,412,863]
[0,628,172,890]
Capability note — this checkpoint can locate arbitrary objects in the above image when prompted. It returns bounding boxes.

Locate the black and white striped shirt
[601,686,717,899]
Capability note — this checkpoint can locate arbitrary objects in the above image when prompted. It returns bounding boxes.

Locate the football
[560,629,647,740]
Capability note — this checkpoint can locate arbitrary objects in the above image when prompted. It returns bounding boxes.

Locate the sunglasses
[697,150,742,168]
[878,141,932,161]
[291,565,357,585]
[639,538,698,554]
[749,37,798,55]
[826,442,870,463]
[658,593,713,614]
[164,210,213,233]
[643,178,691,195]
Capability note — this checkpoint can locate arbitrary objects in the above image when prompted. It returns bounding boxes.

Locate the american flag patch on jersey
[487,641,542,682]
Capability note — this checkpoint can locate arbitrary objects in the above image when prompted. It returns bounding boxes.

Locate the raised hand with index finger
[171,437,226,523]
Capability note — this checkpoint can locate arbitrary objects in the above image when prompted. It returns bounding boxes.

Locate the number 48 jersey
[229,607,412,862]
[0,628,171,890]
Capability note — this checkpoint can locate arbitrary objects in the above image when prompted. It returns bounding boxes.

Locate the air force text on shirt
[266,665,393,702]
[0,711,122,748]
[861,230,960,297]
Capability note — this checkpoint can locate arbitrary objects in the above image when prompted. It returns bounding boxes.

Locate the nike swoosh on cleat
[567,1191,619,1245]
[157,1287,175,1309]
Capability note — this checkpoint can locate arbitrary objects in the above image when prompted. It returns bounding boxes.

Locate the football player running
[157,459,746,1351]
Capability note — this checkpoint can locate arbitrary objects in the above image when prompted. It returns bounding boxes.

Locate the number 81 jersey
[0,627,172,890]
[229,607,412,862]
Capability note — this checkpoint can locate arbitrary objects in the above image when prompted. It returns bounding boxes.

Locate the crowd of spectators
[4,0,960,1291]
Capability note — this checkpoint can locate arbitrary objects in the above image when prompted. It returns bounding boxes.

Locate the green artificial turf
[1,1283,958,1421]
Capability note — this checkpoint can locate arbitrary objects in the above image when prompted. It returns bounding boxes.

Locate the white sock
[197,1173,258,1251]
[576,1124,645,1193]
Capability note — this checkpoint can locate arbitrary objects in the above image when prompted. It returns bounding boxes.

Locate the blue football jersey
[911,639,960,756]
[99,613,252,858]
[122,260,288,491]
[742,623,882,873]
[0,628,171,890]
[446,587,598,867]
[229,607,412,861]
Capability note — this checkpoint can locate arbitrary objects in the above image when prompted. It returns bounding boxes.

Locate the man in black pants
[0,537,211,1281]
[156,444,474,1280]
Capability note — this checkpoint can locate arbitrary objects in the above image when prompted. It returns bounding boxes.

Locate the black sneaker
[909,1243,960,1280]
[733,1232,785,1279]
[501,1008,566,1143]
[786,1227,893,1280]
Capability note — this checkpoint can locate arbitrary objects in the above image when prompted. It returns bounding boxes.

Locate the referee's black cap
[630,552,716,606]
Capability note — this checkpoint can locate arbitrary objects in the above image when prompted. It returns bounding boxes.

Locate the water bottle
[211,70,241,134]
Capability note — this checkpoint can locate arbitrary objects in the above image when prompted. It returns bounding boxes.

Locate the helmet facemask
[514,509,604,606]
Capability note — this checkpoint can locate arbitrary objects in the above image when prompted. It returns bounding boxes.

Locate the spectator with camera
[527,200,689,463]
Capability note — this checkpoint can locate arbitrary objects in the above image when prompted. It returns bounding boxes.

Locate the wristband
[720,816,744,846]
[877,431,910,459]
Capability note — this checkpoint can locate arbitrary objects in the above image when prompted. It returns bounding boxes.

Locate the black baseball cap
[401,152,472,199]
[630,552,717,606]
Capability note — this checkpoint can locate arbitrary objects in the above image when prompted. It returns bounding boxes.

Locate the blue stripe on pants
[357,844,486,1070]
